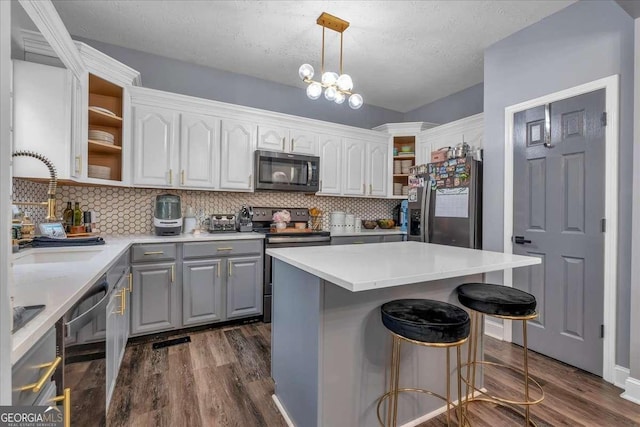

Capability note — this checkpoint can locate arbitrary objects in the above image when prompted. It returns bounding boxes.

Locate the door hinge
[601,218,606,233]
[600,324,604,338]
[601,112,607,127]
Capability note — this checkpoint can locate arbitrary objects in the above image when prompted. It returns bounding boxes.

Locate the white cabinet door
[180,113,219,189]
[132,105,179,187]
[367,142,388,197]
[220,119,256,191]
[257,125,288,152]
[12,60,73,179]
[342,138,366,196]
[317,134,342,195]
[290,129,318,155]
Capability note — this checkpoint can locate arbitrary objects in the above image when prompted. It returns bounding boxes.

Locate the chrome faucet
[12,151,58,222]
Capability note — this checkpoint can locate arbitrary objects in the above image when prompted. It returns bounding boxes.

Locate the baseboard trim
[484,319,504,340]
[621,376,640,405]
[272,394,295,427]
[615,365,630,388]
[398,389,487,427]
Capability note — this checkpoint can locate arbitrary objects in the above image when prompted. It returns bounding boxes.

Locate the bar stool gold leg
[523,319,530,426]
[446,348,451,426]
[392,336,402,427]
[457,346,463,426]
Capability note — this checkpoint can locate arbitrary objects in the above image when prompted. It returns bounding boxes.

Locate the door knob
[513,236,532,245]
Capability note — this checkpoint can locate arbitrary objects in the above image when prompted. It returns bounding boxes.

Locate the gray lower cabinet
[182,259,223,326]
[12,328,56,405]
[227,255,263,319]
[106,270,130,410]
[331,234,405,245]
[130,262,179,335]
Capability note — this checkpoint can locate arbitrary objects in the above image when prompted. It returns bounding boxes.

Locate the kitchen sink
[12,305,45,333]
[13,248,103,265]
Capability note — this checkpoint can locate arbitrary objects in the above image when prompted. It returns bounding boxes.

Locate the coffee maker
[236,205,253,232]
[154,194,182,236]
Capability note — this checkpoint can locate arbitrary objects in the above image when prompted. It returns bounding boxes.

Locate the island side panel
[319,274,484,427]
[272,259,322,427]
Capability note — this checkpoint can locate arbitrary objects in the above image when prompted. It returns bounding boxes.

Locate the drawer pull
[18,356,62,393]
[216,247,233,251]
[50,387,71,427]
[143,251,164,256]
[171,265,175,283]
[353,241,365,244]
[228,260,232,277]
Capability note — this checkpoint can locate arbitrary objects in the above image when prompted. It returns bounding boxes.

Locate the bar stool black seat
[456,283,544,426]
[377,299,470,427]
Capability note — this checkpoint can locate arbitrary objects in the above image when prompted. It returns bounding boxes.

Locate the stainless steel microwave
[254,150,320,192]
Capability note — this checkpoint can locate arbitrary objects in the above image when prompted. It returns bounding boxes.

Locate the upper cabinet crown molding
[17,0,85,79]
[372,121,439,135]
[19,30,141,86]
[418,113,483,140]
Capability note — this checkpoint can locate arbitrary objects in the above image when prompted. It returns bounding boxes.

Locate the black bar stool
[376,299,470,427]
[456,283,544,425]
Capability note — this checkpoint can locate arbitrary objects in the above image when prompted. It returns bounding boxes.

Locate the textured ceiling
[51,0,575,112]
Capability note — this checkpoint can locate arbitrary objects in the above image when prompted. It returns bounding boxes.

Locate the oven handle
[267,236,331,244]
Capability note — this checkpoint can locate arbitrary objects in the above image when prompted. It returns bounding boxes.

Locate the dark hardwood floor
[66,323,639,426]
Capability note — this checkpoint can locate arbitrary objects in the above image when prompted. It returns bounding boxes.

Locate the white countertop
[331,229,406,237]
[10,232,263,363]
[267,241,541,292]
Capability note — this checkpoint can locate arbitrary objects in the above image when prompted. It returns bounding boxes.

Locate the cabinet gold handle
[171,265,175,283]
[362,183,365,193]
[216,247,233,251]
[128,272,133,293]
[228,260,232,277]
[282,137,285,151]
[169,169,173,184]
[50,387,71,427]
[248,174,252,185]
[18,356,62,392]
[320,180,323,191]
[181,170,185,185]
[353,241,365,244]
[217,264,220,278]
[75,155,82,175]
[143,251,164,256]
[370,184,373,195]
[120,288,126,315]
[291,138,294,152]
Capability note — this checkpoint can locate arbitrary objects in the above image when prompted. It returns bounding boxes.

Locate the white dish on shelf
[88,165,111,180]
[88,129,115,144]
[89,106,117,117]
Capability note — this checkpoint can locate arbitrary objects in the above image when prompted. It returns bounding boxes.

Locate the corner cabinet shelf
[87,74,124,182]
[392,136,416,196]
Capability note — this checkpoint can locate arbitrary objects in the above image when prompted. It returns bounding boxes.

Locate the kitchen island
[266,241,540,427]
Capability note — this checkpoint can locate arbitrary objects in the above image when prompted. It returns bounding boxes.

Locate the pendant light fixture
[298,12,363,109]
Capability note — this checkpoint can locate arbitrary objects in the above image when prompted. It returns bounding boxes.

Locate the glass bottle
[63,202,73,232]
[73,202,83,227]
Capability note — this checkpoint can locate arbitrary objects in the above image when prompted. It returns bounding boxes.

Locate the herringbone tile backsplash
[13,179,398,234]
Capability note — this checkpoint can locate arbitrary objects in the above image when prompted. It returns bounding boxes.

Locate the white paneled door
[180,113,219,189]
[317,134,342,195]
[257,125,288,152]
[132,105,179,187]
[367,142,388,197]
[289,129,318,155]
[220,119,256,190]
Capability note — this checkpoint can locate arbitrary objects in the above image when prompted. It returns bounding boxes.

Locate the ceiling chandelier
[298,12,363,110]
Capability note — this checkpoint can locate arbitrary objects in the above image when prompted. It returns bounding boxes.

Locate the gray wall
[404,82,484,124]
[75,37,403,129]
[483,0,634,368]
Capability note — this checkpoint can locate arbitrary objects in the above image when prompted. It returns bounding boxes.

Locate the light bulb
[321,71,339,86]
[298,64,314,81]
[324,86,337,101]
[306,82,322,100]
[334,91,346,104]
[348,93,363,109]
[337,74,353,91]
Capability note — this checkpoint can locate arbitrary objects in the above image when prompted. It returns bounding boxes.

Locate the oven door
[263,238,331,322]
[255,150,319,192]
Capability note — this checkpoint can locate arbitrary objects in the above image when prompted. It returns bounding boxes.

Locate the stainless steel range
[251,207,330,323]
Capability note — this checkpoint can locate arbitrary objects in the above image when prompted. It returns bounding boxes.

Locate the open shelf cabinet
[88,74,123,181]
[392,135,415,197]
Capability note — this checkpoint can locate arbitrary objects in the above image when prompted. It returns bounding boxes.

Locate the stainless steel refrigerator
[407,156,482,248]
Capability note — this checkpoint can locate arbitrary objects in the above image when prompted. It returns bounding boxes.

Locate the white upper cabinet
[220,119,256,191]
[317,134,342,195]
[257,125,318,155]
[342,138,367,196]
[180,113,220,189]
[367,142,388,197]
[417,113,483,164]
[289,129,317,155]
[132,105,179,187]
[12,60,73,179]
